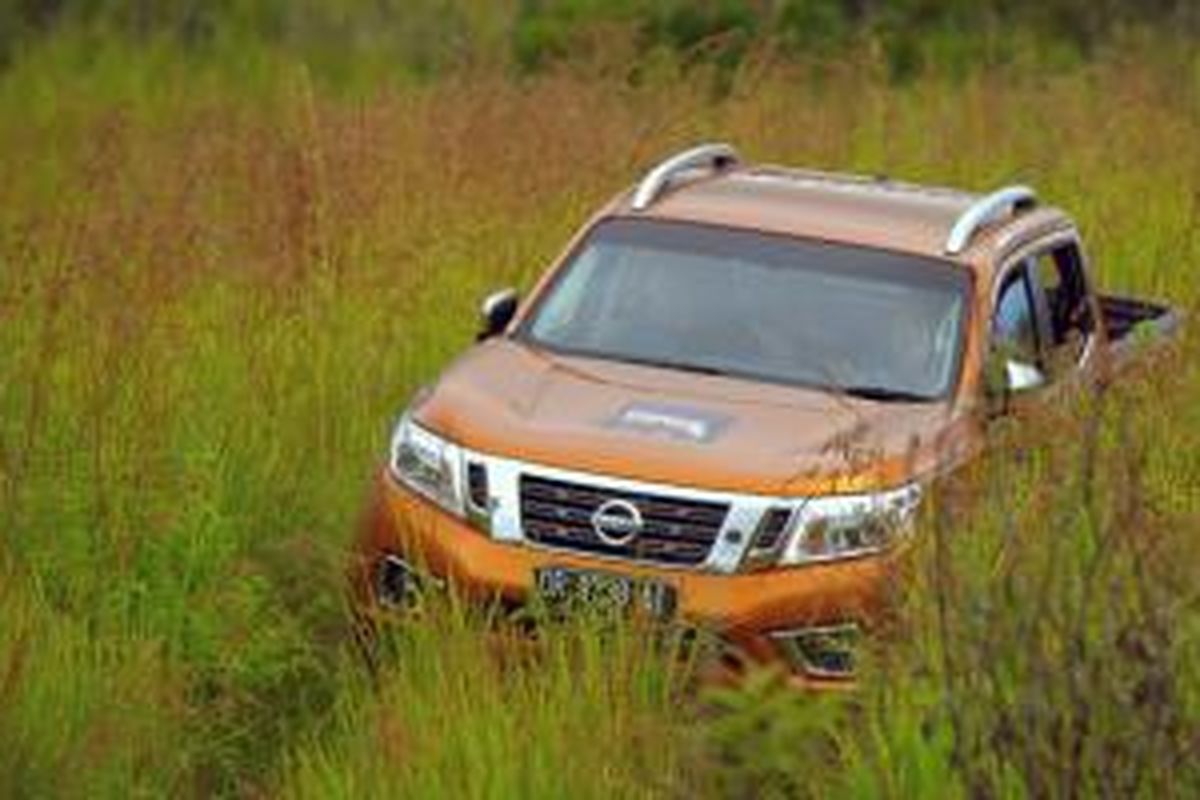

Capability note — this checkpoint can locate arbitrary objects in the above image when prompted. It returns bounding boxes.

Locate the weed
[0,35,1196,798]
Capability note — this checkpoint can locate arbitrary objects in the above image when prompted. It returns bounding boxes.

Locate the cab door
[987,232,1097,408]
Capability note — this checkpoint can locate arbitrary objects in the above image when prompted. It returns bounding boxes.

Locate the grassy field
[1,33,1198,797]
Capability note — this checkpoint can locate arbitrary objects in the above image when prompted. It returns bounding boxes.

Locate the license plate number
[534,567,677,620]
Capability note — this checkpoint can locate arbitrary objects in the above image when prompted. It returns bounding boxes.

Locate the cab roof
[607,145,1073,273]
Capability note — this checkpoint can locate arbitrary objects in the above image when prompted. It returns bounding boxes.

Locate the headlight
[777,483,922,565]
[388,413,465,517]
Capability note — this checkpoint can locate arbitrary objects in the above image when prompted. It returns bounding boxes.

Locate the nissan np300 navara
[354,144,1177,686]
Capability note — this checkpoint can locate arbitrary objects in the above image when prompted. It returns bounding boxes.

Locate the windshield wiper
[837,385,934,403]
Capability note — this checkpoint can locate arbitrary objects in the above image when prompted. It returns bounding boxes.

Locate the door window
[992,269,1041,367]
[1031,243,1092,372]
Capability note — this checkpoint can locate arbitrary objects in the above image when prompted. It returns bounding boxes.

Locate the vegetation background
[1,1,1197,796]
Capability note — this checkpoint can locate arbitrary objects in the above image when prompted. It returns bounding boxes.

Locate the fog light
[770,623,860,679]
[374,554,419,608]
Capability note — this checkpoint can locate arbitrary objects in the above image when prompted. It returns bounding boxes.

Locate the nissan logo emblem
[590,498,644,545]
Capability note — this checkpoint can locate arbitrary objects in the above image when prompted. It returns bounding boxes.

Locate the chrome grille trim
[459,448,803,573]
[520,473,729,566]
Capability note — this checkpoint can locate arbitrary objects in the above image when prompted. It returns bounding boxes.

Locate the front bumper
[354,472,903,685]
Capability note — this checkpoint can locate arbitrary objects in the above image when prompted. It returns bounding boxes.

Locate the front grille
[519,474,729,566]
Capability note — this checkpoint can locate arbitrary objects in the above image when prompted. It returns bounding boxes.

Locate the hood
[415,339,965,496]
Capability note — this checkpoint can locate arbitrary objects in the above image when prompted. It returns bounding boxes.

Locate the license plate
[534,566,677,620]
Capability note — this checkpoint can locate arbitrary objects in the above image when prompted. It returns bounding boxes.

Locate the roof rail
[631,143,740,211]
[944,185,1037,255]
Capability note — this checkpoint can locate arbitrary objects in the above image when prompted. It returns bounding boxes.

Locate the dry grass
[0,38,1197,797]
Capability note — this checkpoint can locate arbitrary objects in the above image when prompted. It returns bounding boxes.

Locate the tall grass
[0,37,1197,797]
[283,603,702,798]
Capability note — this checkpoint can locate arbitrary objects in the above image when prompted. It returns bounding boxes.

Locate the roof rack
[944,185,1037,255]
[631,143,740,211]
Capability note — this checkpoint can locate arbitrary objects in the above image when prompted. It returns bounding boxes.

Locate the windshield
[521,218,970,400]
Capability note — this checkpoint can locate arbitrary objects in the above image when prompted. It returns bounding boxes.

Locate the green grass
[1,36,1198,798]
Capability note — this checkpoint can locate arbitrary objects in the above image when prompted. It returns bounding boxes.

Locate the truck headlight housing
[778,483,922,565]
[388,413,465,517]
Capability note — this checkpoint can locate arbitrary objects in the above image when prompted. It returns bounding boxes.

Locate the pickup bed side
[1099,294,1181,368]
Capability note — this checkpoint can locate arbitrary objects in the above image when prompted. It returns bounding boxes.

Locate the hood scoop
[606,402,733,444]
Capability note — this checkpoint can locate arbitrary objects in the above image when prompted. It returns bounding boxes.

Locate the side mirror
[478,288,518,341]
[1004,360,1045,393]
[983,348,1046,416]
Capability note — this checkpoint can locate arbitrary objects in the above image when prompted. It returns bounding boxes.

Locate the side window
[992,269,1041,367]
[1032,243,1093,371]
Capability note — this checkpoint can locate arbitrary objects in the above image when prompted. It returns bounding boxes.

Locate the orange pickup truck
[354,144,1177,685]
